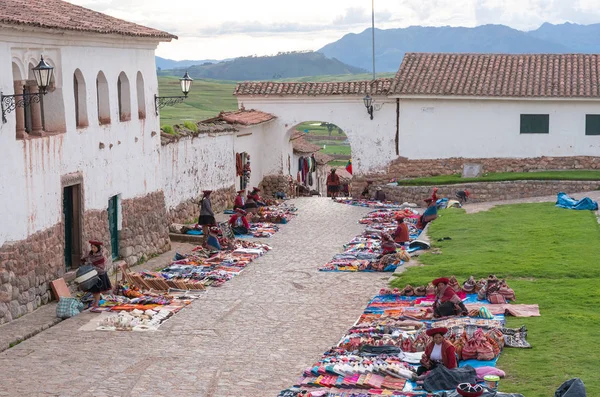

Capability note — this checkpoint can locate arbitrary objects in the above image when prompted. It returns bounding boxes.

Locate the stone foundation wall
[120,191,171,266]
[0,224,63,325]
[260,175,291,198]
[167,186,236,225]
[352,156,600,196]
[380,180,600,204]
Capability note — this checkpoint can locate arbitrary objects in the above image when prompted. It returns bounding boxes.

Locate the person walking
[326,168,341,199]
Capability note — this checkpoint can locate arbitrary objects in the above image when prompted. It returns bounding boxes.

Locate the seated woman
[392,215,410,247]
[432,277,468,318]
[418,198,438,229]
[206,227,222,251]
[248,187,266,206]
[416,327,457,376]
[81,240,112,309]
[379,233,397,258]
[374,187,386,201]
[233,190,246,210]
[360,181,373,199]
[228,208,250,235]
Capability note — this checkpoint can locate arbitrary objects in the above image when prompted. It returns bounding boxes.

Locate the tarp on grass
[555,192,598,211]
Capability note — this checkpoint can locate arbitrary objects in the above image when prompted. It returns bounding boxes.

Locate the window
[96,71,110,125]
[520,114,549,134]
[136,71,146,119]
[73,69,88,128]
[117,72,131,122]
[585,115,600,136]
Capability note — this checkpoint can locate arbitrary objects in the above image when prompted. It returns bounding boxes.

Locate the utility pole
[372,0,375,81]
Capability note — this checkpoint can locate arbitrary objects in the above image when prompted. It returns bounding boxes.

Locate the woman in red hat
[392,215,410,246]
[416,327,457,376]
[248,187,266,206]
[198,190,216,241]
[81,240,112,309]
[228,208,250,235]
[432,277,468,318]
[233,190,246,210]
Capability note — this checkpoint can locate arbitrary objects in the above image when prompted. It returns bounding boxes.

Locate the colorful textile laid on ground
[251,203,298,224]
[334,197,408,209]
[278,276,535,397]
[319,209,421,272]
[555,192,599,211]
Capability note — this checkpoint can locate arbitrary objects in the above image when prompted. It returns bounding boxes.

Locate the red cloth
[346,161,353,175]
[392,223,409,243]
[326,173,340,186]
[228,214,249,229]
[381,240,397,255]
[439,286,460,303]
[422,340,457,369]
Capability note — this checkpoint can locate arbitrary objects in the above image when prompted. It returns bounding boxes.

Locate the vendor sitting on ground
[233,190,246,210]
[418,198,438,229]
[248,187,266,206]
[228,208,250,235]
[392,215,410,246]
[432,277,468,318]
[374,187,386,201]
[379,233,397,258]
[81,240,112,309]
[456,189,470,203]
[206,227,222,251]
[360,180,373,199]
[416,327,457,376]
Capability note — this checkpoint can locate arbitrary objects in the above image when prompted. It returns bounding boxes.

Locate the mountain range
[157,22,600,79]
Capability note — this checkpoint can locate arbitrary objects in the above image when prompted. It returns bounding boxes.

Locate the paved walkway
[0,198,387,397]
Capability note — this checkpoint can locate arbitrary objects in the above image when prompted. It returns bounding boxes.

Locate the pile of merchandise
[278,277,534,397]
[333,197,406,209]
[251,203,298,224]
[319,209,421,272]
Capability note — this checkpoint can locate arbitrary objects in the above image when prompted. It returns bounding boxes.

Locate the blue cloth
[423,205,438,217]
[206,235,221,250]
[186,229,203,235]
[224,209,235,214]
[555,192,599,211]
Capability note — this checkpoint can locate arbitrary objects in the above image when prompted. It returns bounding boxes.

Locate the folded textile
[440,387,525,397]
[423,365,477,392]
[465,303,540,317]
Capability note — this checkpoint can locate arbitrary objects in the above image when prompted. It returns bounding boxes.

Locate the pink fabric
[476,366,506,379]
[465,303,540,317]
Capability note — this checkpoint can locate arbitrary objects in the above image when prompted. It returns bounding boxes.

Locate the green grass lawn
[397,171,600,185]
[321,145,351,156]
[328,160,349,167]
[391,204,600,396]
[157,76,238,127]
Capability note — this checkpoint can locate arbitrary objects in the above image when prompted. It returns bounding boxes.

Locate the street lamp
[155,71,194,115]
[363,94,374,120]
[1,55,54,123]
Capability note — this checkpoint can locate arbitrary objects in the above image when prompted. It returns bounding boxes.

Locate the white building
[0,0,175,323]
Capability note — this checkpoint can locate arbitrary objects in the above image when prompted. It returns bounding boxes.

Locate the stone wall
[120,191,171,266]
[352,156,600,196]
[380,180,600,204]
[260,175,291,198]
[167,186,236,225]
[0,224,63,325]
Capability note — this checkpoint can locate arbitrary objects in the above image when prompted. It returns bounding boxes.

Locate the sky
[67,0,600,61]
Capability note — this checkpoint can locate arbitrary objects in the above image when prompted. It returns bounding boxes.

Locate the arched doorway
[289,121,353,197]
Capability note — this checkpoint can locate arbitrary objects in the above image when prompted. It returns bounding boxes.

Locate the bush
[183,121,199,133]
[161,125,175,135]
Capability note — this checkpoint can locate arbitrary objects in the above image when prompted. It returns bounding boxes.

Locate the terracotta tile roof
[209,109,276,126]
[332,167,352,182]
[314,151,335,165]
[0,0,176,40]
[391,53,600,98]
[292,136,322,154]
[234,78,393,97]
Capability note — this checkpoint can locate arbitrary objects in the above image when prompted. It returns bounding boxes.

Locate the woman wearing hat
[326,168,340,199]
[432,277,468,318]
[198,190,216,241]
[228,208,250,235]
[418,197,438,229]
[81,240,112,309]
[233,190,246,210]
[374,186,386,201]
[416,327,457,376]
[248,187,266,206]
[392,215,410,246]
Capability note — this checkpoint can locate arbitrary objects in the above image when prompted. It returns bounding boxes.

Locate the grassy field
[321,144,352,156]
[397,171,600,185]
[157,76,238,127]
[275,72,396,82]
[391,204,600,396]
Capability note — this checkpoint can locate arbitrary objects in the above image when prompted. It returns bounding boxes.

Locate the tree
[327,123,335,136]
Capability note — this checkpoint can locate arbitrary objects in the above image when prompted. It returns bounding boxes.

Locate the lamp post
[363,94,374,120]
[1,55,54,123]
[155,71,193,115]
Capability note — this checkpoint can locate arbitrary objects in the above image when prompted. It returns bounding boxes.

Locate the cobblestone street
[0,198,388,397]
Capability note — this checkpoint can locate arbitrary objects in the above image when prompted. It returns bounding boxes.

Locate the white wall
[161,133,236,209]
[236,96,398,176]
[233,125,271,191]
[0,28,163,245]
[399,98,600,159]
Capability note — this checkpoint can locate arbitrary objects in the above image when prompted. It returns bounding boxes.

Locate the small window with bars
[520,114,549,134]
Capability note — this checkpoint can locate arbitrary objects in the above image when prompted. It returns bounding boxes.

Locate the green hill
[158,51,367,81]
